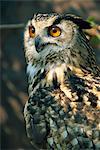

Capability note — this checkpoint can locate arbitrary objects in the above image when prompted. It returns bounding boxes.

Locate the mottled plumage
[24,13,100,150]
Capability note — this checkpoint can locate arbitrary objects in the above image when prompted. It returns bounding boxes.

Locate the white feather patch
[27,63,37,78]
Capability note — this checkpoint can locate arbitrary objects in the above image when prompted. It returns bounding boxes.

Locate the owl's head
[24,14,97,71]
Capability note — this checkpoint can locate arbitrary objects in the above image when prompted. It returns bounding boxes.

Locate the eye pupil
[52,28,57,33]
[31,27,35,33]
[29,25,35,33]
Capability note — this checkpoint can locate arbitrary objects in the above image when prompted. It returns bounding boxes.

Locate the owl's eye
[48,26,61,37]
[29,25,35,38]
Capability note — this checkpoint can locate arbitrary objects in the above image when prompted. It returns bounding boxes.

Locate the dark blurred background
[0,0,100,149]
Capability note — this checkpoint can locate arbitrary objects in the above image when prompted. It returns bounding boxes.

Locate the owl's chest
[27,62,99,110]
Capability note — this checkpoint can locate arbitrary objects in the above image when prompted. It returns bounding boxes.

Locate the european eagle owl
[24,14,100,150]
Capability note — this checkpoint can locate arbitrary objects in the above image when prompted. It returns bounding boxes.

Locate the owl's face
[24,14,91,63]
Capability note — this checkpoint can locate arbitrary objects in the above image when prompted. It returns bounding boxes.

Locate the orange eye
[48,26,61,37]
[29,25,35,38]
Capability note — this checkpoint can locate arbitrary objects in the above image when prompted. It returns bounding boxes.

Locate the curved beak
[35,36,42,52]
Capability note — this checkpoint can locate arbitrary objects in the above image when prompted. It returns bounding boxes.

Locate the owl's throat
[45,63,84,87]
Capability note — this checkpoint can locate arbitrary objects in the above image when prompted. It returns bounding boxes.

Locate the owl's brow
[53,15,91,29]
[32,13,58,22]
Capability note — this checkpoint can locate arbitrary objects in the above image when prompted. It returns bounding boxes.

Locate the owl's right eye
[29,25,35,38]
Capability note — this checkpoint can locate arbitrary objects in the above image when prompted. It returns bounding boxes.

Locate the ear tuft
[65,14,92,29]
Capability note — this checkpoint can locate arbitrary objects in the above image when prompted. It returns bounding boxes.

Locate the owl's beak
[35,36,47,53]
[35,36,42,52]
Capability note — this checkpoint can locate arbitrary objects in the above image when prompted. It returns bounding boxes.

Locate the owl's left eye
[48,26,61,37]
[29,25,35,38]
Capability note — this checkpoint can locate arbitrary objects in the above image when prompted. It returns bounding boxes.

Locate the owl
[24,13,100,150]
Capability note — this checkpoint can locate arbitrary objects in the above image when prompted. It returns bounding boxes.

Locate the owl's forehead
[31,13,59,28]
[33,13,58,21]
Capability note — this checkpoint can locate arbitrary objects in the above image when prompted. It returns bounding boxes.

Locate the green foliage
[87,16,96,27]
[87,16,100,46]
